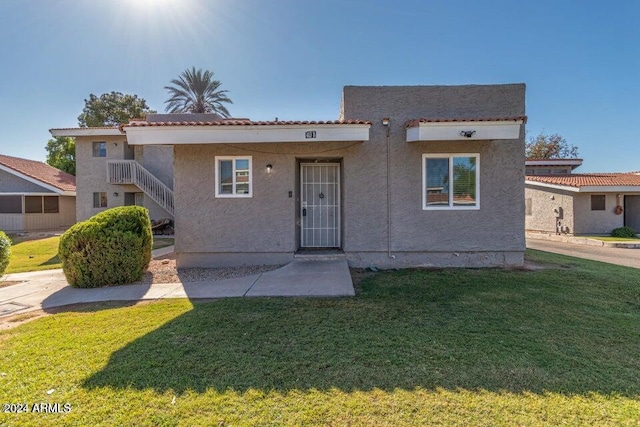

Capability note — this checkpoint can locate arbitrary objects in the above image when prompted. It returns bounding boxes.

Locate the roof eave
[50,128,124,137]
[0,164,75,194]
[122,123,372,145]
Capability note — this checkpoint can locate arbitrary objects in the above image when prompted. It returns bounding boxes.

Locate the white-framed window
[215,156,252,198]
[93,192,107,208]
[92,141,106,157]
[422,153,479,210]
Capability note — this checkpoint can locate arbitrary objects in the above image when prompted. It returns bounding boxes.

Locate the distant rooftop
[0,154,76,193]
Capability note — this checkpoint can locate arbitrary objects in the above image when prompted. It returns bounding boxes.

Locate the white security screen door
[300,163,341,248]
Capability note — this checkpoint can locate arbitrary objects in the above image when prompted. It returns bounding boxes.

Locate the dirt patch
[0,281,24,289]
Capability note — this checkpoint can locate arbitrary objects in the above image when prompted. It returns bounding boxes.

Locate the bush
[0,231,11,276]
[611,226,637,238]
[59,206,152,288]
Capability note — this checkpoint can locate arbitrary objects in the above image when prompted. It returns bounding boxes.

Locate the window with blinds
[423,154,479,210]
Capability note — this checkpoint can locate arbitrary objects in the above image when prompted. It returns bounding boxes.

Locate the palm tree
[164,67,233,116]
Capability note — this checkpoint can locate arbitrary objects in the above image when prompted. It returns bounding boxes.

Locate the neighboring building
[49,126,174,223]
[525,159,640,235]
[0,154,76,232]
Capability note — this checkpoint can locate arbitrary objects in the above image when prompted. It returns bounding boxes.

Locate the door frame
[296,159,342,249]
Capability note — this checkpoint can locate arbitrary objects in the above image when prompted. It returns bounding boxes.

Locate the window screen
[0,195,22,213]
[591,195,605,211]
[25,196,43,213]
[44,196,59,213]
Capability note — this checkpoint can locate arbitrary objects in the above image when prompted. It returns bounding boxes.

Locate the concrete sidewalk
[0,254,354,318]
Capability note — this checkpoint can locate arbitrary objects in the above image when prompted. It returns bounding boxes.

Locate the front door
[300,163,341,248]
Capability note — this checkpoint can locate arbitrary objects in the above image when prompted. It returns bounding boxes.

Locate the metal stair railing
[106,160,174,215]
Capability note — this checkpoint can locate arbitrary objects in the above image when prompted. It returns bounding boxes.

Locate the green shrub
[0,231,11,276]
[611,226,637,238]
[59,206,152,288]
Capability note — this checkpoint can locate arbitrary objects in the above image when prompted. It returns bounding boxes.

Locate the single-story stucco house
[124,84,528,268]
[0,154,76,232]
[525,159,640,235]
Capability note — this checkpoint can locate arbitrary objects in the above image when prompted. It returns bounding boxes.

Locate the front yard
[3,235,174,275]
[0,250,639,425]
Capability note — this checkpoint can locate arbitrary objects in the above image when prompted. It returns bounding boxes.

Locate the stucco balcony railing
[106,160,174,215]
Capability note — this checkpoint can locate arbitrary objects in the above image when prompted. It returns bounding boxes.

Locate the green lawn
[5,235,62,274]
[586,236,640,242]
[3,236,174,275]
[1,250,639,425]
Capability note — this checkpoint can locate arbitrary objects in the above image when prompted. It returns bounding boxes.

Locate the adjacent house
[525,159,640,235]
[52,84,527,268]
[49,127,174,223]
[0,154,76,232]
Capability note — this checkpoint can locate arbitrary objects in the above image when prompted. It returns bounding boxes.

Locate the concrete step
[294,251,346,261]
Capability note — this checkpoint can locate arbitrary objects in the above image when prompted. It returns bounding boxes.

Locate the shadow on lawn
[82,267,640,396]
[39,254,60,267]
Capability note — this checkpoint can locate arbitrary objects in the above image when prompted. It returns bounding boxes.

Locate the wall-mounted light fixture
[266,164,273,174]
[113,142,118,146]
[382,118,390,126]
[113,192,119,197]
[460,130,476,138]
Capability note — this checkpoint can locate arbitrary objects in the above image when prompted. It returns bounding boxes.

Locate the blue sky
[0,0,637,172]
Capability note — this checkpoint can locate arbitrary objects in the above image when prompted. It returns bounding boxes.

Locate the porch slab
[245,258,355,297]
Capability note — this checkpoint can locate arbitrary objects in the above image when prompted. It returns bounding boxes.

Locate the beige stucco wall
[525,186,575,234]
[526,188,640,235]
[75,136,172,221]
[573,193,632,235]
[174,84,526,268]
[75,135,128,221]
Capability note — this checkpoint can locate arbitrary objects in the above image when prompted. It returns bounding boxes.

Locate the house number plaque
[305,131,316,139]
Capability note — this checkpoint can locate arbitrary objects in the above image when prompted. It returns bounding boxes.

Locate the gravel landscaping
[133,255,283,285]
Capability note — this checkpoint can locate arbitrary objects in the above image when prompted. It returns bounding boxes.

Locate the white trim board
[407,121,522,142]
[0,165,75,196]
[122,124,371,145]
[50,128,123,137]
[526,180,640,193]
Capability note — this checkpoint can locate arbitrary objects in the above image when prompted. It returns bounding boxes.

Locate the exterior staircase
[106,160,174,215]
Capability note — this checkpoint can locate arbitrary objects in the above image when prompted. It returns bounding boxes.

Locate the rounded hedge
[59,206,152,288]
[611,226,637,238]
[0,230,11,276]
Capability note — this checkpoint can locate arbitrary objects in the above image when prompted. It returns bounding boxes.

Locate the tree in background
[78,92,155,127]
[45,136,76,175]
[164,67,232,116]
[526,133,579,159]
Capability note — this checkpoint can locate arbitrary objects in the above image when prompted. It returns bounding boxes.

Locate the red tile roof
[526,173,640,188]
[124,119,371,128]
[405,116,527,128]
[0,154,76,192]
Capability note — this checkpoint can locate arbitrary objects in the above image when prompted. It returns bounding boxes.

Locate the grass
[5,235,62,274]
[585,236,640,242]
[0,250,639,425]
[3,236,174,275]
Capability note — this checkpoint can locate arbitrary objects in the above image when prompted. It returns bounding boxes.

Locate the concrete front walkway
[0,257,354,318]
